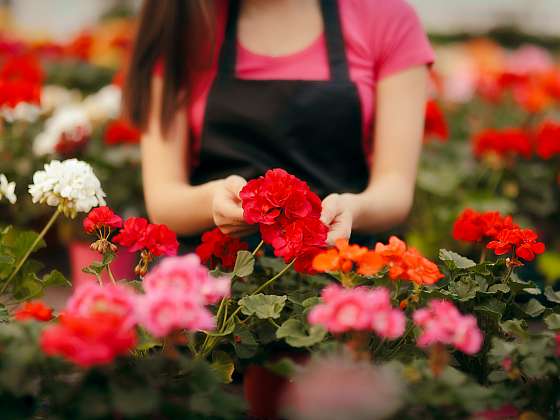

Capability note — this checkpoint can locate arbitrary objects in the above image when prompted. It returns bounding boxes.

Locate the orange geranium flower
[312,239,368,273]
[357,251,384,276]
[402,249,445,285]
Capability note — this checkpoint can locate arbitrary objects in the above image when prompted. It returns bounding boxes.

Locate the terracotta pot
[68,241,136,287]
[243,353,309,419]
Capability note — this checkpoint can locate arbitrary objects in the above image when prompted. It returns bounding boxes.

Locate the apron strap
[216,0,351,82]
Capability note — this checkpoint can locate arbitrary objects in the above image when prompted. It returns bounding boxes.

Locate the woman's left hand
[320,193,360,245]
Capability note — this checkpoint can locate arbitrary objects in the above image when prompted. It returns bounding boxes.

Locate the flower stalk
[1,208,61,295]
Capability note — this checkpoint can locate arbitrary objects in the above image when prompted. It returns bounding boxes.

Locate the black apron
[190,0,369,198]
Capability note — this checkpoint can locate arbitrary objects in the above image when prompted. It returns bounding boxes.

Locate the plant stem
[252,240,264,256]
[107,265,117,285]
[1,208,61,295]
[199,259,296,359]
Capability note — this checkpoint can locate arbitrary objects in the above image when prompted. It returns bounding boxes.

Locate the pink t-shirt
[174,0,434,155]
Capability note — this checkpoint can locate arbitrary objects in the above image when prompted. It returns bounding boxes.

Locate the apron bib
[191,0,369,198]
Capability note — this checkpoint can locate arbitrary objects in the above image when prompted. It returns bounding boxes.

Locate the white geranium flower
[82,85,121,122]
[0,103,41,123]
[41,85,81,114]
[0,174,17,204]
[33,105,92,156]
[28,159,106,217]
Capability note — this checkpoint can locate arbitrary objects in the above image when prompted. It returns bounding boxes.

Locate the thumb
[225,175,247,199]
[320,194,340,226]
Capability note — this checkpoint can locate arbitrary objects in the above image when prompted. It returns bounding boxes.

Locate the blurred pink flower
[308,285,405,339]
[413,300,483,355]
[66,282,136,330]
[281,355,403,420]
[507,45,554,75]
[136,289,215,337]
[143,254,230,305]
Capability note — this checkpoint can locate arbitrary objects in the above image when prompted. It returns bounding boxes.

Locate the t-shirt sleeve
[373,0,435,81]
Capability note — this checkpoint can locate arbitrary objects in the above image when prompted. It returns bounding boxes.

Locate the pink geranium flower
[413,300,483,355]
[308,285,405,339]
[135,289,215,337]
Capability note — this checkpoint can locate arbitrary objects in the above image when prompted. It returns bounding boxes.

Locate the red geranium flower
[14,300,53,321]
[0,54,43,84]
[472,128,533,159]
[113,217,150,252]
[487,227,545,261]
[40,312,136,367]
[196,227,248,270]
[453,209,517,243]
[424,99,449,142]
[535,120,560,159]
[104,119,141,146]
[83,206,123,234]
[141,224,179,257]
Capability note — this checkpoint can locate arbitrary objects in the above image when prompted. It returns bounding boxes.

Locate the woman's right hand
[212,175,256,237]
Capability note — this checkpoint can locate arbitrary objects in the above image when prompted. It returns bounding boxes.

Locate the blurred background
[1,0,559,293]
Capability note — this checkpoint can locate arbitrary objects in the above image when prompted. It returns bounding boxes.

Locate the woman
[124,0,434,244]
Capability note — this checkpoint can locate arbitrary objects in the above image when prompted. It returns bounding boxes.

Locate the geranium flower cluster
[40,254,230,367]
[312,237,444,286]
[0,173,17,204]
[104,119,141,145]
[82,206,179,276]
[240,169,328,271]
[413,300,483,355]
[453,209,545,262]
[308,284,405,339]
[28,159,106,217]
[472,120,560,161]
[424,99,449,142]
[0,54,43,122]
[196,227,249,270]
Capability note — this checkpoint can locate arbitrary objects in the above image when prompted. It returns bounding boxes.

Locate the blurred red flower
[535,120,560,159]
[14,300,53,322]
[424,99,449,142]
[472,128,533,159]
[40,312,136,367]
[104,119,141,146]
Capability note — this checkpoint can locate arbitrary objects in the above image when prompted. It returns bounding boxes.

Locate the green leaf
[111,382,159,416]
[6,230,46,260]
[239,294,287,319]
[499,319,527,337]
[302,297,322,308]
[521,299,546,317]
[42,270,71,288]
[544,314,560,330]
[488,283,510,294]
[522,287,542,296]
[232,250,255,277]
[265,358,298,378]
[439,249,476,269]
[474,298,506,321]
[204,320,235,337]
[276,319,326,348]
[544,286,560,304]
[210,351,235,383]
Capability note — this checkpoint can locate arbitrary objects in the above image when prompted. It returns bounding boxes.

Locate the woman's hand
[212,175,256,237]
[320,193,361,245]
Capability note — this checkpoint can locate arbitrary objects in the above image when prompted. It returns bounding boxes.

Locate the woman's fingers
[321,194,353,245]
[225,175,247,200]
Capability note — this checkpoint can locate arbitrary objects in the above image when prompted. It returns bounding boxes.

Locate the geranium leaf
[544,314,560,330]
[0,304,9,322]
[276,319,326,348]
[232,250,254,277]
[239,294,287,319]
[474,298,506,321]
[499,319,527,338]
[439,249,476,270]
[210,351,235,384]
[488,283,510,294]
[522,287,542,296]
[42,270,71,288]
[544,286,560,304]
[521,299,546,318]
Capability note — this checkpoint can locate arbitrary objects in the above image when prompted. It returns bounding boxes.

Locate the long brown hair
[123,0,217,134]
